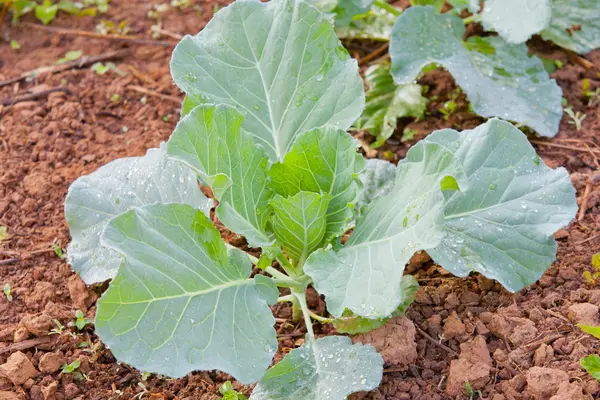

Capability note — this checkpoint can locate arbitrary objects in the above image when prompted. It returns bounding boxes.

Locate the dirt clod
[568,303,600,325]
[20,314,53,336]
[549,381,593,400]
[38,352,66,374]
[0,352,38,386]
[446,359,490,396]
[443,311,466,340]
[526,367,569,399]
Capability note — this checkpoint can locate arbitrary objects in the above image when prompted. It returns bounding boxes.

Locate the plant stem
[277,254,299,278]
[264,266,290,281]
[292,290,315,341]
[372,0,401,17]
[462,14,479,25]
[277,294,295,303]
[309,310,333,324]
[225,244,259,265]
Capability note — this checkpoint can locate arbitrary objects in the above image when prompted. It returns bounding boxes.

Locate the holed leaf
[270,192,330,264]
[269,127,365,241]
[305,140,467,318]
[356,63,427,147]
[96,203,278,383]
[250,336,383,399]
[167,104,273,248]
[65,144,212,284]
[541,0,600,54]
[390,6,563,137]
[425,119,577,292]
[170,0,364,161]
[481,0,551,44]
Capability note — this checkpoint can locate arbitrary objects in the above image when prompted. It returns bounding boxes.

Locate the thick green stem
[264,266,290,281]
[292,290,315,341]
[373,0,401,17]
[277,294,295,303]
[462,14,479,25]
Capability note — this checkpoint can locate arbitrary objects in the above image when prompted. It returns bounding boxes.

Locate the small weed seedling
[10,40,20,50]
[61,360,81,374]
[56,50,83,65]
[582,79,600,107]
[64,0,578,397]
[584,253,600,285]
[53,242,65,259]
[220,381,247,400]
[577,324,600,382]
[3,283,12,302]
[73,310,91,331]
[564,107,587,131]
[465,380,482,399]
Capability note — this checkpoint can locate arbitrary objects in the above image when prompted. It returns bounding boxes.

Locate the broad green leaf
[270,192,330,264]
[333,0,374,27]
[250,336,383,399]
[336,6,397,41]
[268,127,365,241]
[541,0,600,54]
[167,104,273,248]
[96,203,277,383]
[581,355,600,382]
[170,0,364,161]
[305,140,467,318]
[481,0,551,44]
[64,144,212,284]
[356,158,396,214]
[390,6,563,137]
[578,324,600,339]
[11,0,36,24]
[425,119,578,292]
[356,63,427,147]
[333,275,419,334]
[35,0,58,24]
[447,0,479,13]
[411,0,444,13]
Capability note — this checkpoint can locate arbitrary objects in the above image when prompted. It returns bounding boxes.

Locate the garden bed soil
[0,1,599,399]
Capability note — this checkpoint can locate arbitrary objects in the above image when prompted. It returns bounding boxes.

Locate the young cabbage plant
[64,0,578,397]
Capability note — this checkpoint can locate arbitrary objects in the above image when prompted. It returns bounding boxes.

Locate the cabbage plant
[64,0,578,397]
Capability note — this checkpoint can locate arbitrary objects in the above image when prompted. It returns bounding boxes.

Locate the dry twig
[0,336,55,355]
[415,325,459,357]
[126,85,182,103]
[1,87,71,107]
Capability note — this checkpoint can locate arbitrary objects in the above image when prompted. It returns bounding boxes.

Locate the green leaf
[305,139,466,318]
[425,119,577,292]
[268,127,365,241]
[57,1,83,14]
[356,158,396,214]
[35,0,58,24]
[250,336,383,399]
[336,6,397,41]
[356,63,427,147]
[410,0,444,13]
[333,0,374,27]
[61,360,81,374]
[96,203,277,382]
[333,275,418,334]
[65,144,212,284]
[578,324,600,339]
[593,253,600,269]
[481,0,551,44]
[57,50,83,64]
[270,192,330,264]
[447,0,479,13]
[390,6,563,137]
[10,40,21,50]
[11,0,36,23]
[220,381,247,400]
[167,104,273,248]
[170,0,364,161]
[541,0,600,54]
[463,36,497,55]
[581,355,600,382]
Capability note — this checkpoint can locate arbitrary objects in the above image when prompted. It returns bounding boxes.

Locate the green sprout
[61,360,81,374]
[3,283,12,302]
[74,310,91,330]
[10,40,21,50]
[57,50,83,65]
[465,380,482,400]
[53,243,65,259]
[220,381,247,400]
[584,253,600,285]
[110,94,121,103]
[49,319,65,335]
[564,107,586,131]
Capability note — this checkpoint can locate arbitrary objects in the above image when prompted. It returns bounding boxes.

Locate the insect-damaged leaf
[250,336,383,399]
[270,192,330,264]
[356,63,427,147]
[305,139,467,319]
[541,0,600,54]
[167,104,273,248]
[64,144,212,284]
[269,127,365,242]
[425,119,577,292]
[170,0,364,161]
[96,203,278,383]
[390,6,562,137]
[481,0,551,44]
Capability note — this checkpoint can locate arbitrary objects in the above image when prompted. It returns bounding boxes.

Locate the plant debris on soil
[1,1,599,399]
